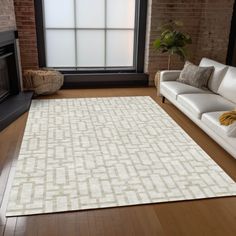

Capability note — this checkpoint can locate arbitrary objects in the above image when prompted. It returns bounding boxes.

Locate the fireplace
[0,30,33,131]
[0,57,10,102]
[0,41,20,102]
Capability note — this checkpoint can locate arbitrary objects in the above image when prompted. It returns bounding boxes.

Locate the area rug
[6,96,236,216]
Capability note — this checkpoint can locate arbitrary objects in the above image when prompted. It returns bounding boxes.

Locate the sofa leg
[162,96,166,103]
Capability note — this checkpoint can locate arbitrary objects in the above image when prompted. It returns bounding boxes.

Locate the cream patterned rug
[6,96,236,216]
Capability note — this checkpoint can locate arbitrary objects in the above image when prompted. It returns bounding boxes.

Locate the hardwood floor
[0,87,236,236]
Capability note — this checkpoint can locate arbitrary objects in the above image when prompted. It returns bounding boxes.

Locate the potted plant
[153,20,192,70]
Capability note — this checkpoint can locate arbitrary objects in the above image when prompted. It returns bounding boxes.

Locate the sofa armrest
[160,70,181,82]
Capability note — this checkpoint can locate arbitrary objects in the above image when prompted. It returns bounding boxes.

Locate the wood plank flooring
[0,87,235,236]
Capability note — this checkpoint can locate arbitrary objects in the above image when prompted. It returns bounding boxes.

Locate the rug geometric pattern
[6,96,236,216]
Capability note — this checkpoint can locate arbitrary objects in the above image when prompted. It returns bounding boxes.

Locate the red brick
[14,0,39,70]
[145,0,234,85]
[1,0,233,85]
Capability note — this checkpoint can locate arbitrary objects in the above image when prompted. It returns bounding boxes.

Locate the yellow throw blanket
[219,110,236,126]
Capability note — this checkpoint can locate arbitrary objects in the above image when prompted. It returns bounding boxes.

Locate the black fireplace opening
[0,43,20,103]
[0,30,33,131]
[0,56,10,102]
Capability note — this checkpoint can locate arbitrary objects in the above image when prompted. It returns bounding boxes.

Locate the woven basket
[155,71,161,96]
[23,69,64,95]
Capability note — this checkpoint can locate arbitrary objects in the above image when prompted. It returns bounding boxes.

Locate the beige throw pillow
[177,61,214,89]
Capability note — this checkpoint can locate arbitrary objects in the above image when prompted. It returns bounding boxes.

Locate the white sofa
[160,58,236,159]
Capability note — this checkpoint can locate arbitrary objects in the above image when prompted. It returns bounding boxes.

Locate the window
[43,0,137,69]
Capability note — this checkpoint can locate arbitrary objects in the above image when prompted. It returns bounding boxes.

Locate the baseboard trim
[62,73,149,88]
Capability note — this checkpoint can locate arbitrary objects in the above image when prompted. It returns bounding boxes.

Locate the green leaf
[174,20,183,27]
[153,20,192,60]
[153,38,161,49]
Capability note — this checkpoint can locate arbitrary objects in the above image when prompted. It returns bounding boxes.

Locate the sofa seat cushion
[160,81,212,100]
[202,111,236,137]
[177,94,236,119]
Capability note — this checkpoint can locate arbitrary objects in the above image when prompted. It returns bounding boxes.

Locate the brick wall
[10,0,234,84]
[0,0,16,32]
[145,0,234,85]
[14,0,38,70]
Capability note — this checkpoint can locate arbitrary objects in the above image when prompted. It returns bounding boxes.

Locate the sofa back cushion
[199,58,228,93]
[218,66,236,104]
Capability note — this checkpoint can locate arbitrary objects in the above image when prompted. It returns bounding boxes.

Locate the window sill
[62,73,149,88]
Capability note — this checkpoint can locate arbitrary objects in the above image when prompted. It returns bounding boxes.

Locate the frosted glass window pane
[76,0,105,28]
[77,30,105,67]
[44,0,74,28]
[106,30,134,67]
[107,0,135,28]
[46,30,76,67]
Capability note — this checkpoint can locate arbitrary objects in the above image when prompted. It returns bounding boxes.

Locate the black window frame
[227,0,236,66]
[34,0,147,74]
